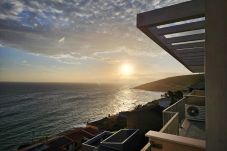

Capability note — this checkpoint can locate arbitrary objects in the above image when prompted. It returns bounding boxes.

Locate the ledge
[145,130,205,149]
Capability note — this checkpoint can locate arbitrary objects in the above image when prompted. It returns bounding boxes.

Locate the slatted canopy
[137,0,205,73]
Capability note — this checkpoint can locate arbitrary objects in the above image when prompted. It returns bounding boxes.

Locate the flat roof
[44,136,73,151]
[137,0,205,73]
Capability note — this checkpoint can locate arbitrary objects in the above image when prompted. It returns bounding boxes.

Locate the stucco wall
[206,0,227,150]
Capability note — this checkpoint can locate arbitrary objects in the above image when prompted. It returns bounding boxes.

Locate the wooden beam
[176,51,204,56]
[182,58,204,62]
[176,53,204,58]
[171,42,205,49]
[188,66,204,73]
[176,51,204,55]
[140,27,194,72]
[174,48,205,54]
[181,57,204,60]
[179,56,204,60]
[157,21,205,35]
[137,0,205,27]
[183,61,204,66]
[166,33,205,43]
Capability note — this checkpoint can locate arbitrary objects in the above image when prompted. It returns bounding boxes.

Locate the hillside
[134,74,204,92]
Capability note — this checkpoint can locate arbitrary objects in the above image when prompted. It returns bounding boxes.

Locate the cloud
[93,46,166,59]
[58,36,65,43]
[22,60,27,64]
[0,0,187,59]
[0,1,24,20]
[21,59,31,67]
[47,54,80,65]
[47,53,99,65]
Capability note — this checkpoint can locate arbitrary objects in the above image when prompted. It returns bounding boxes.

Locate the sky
[0,0,191,84]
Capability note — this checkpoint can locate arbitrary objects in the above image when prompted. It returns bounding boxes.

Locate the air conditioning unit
[185,104,205,121]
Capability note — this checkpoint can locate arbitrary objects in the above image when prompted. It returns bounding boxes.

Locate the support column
[206,0,227,151]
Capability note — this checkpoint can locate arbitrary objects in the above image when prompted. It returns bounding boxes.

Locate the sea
[0,82,162,151]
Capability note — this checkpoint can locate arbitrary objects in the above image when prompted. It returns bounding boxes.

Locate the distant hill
[134,74,204,92]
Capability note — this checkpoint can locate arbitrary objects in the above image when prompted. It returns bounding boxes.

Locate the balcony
[141,93,206,151]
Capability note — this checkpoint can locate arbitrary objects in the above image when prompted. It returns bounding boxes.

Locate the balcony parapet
[145,131,205,151]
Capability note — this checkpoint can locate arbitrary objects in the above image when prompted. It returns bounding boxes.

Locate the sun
[120,63,134,76]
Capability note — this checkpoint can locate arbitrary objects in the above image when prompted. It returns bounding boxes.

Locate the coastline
[86,74,205,132]
[17,96,167,150]
[16,74,204,150]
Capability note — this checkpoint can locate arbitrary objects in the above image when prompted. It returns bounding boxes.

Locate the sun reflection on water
[110,88,162,114]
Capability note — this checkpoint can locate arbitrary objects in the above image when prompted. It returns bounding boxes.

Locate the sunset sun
[120,63,134,76]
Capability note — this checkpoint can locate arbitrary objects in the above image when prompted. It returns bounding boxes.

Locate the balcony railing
[145,131,205,151]
[160,112,179,135]
[161,97,186,134]
[141,94,206,151]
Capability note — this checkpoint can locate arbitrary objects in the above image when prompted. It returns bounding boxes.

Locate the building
[17,126,99,151]
[18,136,74,151]
[137,0,227,150]
[62,126,99,150]
[83,129,141,151]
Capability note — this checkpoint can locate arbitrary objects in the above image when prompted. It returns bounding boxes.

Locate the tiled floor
[179,119,206,140]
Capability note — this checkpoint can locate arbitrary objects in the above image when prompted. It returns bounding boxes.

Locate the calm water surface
[0,82,162,151]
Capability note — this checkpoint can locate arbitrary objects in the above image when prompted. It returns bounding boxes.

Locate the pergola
[137,0,227,150]
[137,0,205,73]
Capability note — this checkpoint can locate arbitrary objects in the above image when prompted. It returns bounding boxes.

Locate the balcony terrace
[162,95,205,139]
[136,0,210,150]
[141,92,206,151]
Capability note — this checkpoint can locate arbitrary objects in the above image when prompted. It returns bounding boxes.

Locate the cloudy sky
[0,0,190,84]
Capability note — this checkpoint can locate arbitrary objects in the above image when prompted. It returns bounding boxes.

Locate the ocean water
[0,82,162,151]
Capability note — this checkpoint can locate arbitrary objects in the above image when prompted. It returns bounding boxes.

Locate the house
[17,126,99,151]
[62,126,99,150]
[18,136,74,151]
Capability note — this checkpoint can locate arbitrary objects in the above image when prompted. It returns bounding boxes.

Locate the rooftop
[62,127,99,141]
